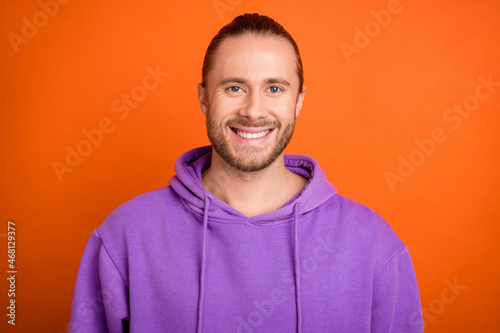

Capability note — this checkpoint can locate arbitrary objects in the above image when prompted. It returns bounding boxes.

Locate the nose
[238,91,268,120]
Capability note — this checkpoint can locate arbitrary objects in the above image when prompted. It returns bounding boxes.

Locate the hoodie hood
[169,145,337,222]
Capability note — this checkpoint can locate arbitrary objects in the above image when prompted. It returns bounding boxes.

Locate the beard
[205,109,296,173]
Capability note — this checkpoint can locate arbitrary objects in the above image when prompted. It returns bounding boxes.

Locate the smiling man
[199,31,307,217]
[70,14,424,333]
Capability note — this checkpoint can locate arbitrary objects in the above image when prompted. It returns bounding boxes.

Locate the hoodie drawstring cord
[293,202,302,333]
[197,196,210,333]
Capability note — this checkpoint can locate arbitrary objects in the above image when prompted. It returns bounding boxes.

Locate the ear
[295,86,306,117]
[197,83,208,116]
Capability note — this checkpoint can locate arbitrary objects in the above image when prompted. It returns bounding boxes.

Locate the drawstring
[293,202,302,333]
[197,196,210,333]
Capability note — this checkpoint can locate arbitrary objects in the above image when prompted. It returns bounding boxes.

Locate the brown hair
[201,13,304,93]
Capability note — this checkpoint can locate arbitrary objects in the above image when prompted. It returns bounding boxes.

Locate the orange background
[1,0,499,332]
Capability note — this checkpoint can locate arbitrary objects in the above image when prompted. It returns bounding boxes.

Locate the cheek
[270,97,298,116]
[207,97,241,129]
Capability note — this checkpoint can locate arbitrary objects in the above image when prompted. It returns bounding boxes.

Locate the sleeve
[371,246,424,333]
[69,230,130,333]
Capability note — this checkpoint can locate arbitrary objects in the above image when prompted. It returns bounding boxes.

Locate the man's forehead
[220,33,294,48]
[209,34,299,85]
[216,34,296,60]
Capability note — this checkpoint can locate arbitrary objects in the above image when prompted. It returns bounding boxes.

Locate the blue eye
[269,86,281,93]
[228,86,240,93]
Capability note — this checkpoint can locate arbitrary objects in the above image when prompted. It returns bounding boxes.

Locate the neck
[201,150,306,217]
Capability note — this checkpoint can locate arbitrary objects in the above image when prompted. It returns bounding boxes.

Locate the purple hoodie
[70,146,424,332]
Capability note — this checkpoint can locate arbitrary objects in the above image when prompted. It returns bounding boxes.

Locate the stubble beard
[205,107,296,173]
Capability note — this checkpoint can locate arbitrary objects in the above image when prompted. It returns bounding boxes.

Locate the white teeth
[236,129,270,139]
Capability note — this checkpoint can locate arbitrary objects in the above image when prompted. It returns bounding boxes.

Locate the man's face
[198,33,305,172]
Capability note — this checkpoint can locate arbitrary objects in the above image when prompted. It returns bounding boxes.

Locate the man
[70,13,424,333]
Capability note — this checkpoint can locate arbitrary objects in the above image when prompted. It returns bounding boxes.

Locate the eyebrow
[218,77,292,87]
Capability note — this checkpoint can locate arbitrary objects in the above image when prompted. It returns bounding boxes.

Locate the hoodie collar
[169,145,337,223]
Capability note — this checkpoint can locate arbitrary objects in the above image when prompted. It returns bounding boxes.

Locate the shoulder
[315,193,406,270]
[96,186,181,242]
[109,186,178,216]
[90,186,183,275]
[105,186,177,219]
[328,194,399,236]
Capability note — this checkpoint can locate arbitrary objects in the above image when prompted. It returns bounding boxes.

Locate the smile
[231,128,272,139]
